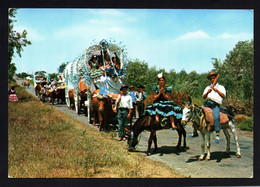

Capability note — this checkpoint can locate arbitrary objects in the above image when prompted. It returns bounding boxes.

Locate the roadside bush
[237,116,253,131]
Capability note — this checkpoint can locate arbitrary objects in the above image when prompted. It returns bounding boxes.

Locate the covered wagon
[63,39,128,123]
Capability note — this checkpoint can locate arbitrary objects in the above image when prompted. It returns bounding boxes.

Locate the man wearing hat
[203,72,226,143]
[136,85,147,118]
[129,85,138,120]
[115,85,133,141]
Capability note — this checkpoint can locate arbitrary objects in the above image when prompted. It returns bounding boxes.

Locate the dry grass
[8,82,184,178]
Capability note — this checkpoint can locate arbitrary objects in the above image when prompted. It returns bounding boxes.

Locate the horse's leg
[205,130,211,161]
[179,121,187,149]
[152,132,158,154]
[92,111,96,127]
[223,127,230,155]
[145,131,155,156]
[229,120,241,158]
[175,123,182,149]
[98,111,103,131]
[198,131,205,161]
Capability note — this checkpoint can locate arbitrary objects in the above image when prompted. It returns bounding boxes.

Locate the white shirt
[116,94,133,109]
[203,83,226,104]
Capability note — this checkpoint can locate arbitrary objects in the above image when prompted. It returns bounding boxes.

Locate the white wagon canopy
[63,39,128,117]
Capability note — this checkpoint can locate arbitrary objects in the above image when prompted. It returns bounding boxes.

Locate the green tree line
[126,40,254,115]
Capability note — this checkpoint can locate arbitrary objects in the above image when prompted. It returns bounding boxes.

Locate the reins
[189,105,203,124]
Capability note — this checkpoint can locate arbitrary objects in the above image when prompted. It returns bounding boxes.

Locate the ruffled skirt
[144,100,183,119]
[9,94,18,102]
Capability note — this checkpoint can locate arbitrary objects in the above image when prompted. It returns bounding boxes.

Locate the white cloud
[176,30,210,41]
[88,9,125,16]
[217,32,253,40]
[14,26,45,41]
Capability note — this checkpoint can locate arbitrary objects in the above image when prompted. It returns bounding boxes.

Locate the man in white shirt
[203,72,226,143]
[116,85,133,141]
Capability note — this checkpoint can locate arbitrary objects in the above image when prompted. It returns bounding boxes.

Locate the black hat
[207,72,218,79]
[138,85,145,88]
[120,84,128,90]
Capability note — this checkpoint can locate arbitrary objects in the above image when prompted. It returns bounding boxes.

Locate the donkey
[183,98,241,161]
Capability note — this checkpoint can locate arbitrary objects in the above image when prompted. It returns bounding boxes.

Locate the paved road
[18,80,254,178]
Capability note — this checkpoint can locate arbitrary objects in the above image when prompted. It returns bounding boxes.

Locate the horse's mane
[131,115,152,131]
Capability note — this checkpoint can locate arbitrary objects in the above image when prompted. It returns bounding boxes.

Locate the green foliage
[125,40,253,116]
[49,73,59,81]
[212,40,254,102]
[58,62,69,73]
[8,8,31,80]
[8,63,17,81]
[16,72,32,79]
[238,116,253,131]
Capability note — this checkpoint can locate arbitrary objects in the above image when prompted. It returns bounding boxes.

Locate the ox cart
[63,39,128,123]
[33,70,50,97]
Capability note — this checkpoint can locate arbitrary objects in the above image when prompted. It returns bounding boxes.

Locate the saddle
[200,107,229,131]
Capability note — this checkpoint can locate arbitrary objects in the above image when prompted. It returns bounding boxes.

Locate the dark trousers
[137,102,145,118]
[118,108,129,138]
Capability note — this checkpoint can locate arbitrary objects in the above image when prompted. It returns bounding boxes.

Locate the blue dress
[144,85,183,120]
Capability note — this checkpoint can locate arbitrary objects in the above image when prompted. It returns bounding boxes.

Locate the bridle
[186,104,203,125]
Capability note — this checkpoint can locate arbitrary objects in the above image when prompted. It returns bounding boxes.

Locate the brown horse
[92,90,117,131]
[125,115,186,156]
[68,89,75,110]
[35,84,41,96]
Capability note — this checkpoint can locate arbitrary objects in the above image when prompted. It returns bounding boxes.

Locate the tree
[212,40,254,102]
[58,62,69,73]
[8,8,31,80]
[49,73,59,81]
[212,40,254,115]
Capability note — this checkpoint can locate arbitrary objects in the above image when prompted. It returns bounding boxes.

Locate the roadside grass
[8,82,184,178]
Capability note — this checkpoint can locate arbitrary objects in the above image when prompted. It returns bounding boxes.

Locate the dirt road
[19,81,254,178]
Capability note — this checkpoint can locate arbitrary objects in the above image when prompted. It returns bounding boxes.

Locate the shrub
[238,116,253,131]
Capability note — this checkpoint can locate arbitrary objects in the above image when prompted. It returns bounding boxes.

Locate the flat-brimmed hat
[129,85,134,89]
[138,85,145,88]
[120,84,128,90]
[207,72,218,79]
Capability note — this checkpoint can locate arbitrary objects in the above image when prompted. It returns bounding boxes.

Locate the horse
[22,80,30,88]
[125,115,186,156]
[183,99,241,161]
[92,90,117,131]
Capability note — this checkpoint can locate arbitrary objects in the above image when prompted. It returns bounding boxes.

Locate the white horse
[183,101,241,161]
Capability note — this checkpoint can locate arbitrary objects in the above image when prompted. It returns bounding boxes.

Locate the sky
[12,9,254,75]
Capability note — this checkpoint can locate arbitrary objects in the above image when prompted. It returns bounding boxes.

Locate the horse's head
[125,116,150,151]
[124,127,138,151]
[183,103,201,125]
[96,95,110,112]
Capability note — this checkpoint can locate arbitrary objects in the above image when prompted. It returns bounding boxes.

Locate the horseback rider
[202,72,226,143]
[144,73,183,129]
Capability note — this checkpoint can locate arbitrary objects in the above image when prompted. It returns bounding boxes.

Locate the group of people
[115,71,226,144]
[38,75,66,102]
[88,53,123,84]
